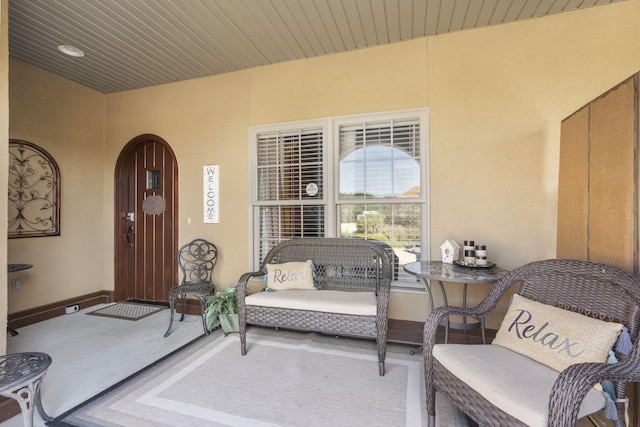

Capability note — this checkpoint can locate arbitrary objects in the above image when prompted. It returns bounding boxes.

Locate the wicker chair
[237,238,393,376]
[424,259,640,427]
[164,238,218,337]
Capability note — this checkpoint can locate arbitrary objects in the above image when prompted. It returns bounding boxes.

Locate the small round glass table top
[404,260,508,284]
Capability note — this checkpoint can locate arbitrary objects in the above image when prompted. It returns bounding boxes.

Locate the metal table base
[404,261,508,353]
[0,352,52,427]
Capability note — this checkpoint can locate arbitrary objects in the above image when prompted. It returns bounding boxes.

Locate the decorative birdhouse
[440,240,460,264]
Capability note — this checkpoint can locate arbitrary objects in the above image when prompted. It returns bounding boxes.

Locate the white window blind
[254,127,325,263]
[257,128,323,202]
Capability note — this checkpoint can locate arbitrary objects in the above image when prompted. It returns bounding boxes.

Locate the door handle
[126,224,134,248]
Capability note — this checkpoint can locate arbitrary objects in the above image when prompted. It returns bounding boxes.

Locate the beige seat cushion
[245,289,377,316]
[433,344,605,427]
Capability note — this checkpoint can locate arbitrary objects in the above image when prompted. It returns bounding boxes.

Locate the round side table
[0,352,52,427]
[404,260,508,346]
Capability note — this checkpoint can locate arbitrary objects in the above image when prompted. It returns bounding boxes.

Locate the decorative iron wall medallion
[8,140,61,238]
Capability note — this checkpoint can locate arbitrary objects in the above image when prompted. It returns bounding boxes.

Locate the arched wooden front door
[114,134,178,302]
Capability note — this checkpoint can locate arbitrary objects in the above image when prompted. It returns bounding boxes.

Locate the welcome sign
[203,165,220,223]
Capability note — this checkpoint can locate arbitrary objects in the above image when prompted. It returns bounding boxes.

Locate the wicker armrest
[549,358,640,426]
[377,278,391,299]
[377,278,391,321]
[236,271,264,302]
[423,303,495,383]
[424,305,488,346]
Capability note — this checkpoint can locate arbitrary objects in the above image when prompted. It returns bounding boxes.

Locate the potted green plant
[205,286,238,335]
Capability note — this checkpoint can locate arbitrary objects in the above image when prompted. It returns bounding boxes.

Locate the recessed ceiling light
[57,44,85,57]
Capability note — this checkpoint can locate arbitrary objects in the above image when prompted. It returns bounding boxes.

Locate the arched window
[8,140,61,238]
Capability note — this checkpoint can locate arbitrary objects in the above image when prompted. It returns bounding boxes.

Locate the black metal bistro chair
[164,239,218,337]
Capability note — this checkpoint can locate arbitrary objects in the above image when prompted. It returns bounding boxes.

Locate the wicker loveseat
[237,238,393,376]
[424,259,640,427]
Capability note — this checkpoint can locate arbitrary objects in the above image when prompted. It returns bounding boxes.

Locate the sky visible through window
[340,145,420,197]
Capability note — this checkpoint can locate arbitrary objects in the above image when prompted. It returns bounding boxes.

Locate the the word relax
[271,268,310,284]
[508,309,586,357]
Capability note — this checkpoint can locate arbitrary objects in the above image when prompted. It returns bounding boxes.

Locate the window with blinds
[337,118,423,281]
[256,128,324,201]
[250,109,428,286]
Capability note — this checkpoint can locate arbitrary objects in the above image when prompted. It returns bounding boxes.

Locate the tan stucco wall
[249,38,428,124]
[8,59,106,312]
[1,0,9,352]
[6,0,640,330]
[426,0,640,326]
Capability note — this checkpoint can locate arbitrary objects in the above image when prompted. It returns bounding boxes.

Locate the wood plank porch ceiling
[8,0,625,94]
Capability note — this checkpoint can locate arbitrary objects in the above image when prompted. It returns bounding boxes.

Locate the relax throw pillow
[263,260,316,291]
[492,294,623,372]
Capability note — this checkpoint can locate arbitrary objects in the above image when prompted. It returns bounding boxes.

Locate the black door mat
[86,302,166,321]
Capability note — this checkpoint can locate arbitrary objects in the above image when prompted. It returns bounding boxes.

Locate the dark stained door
[114,134,178,302]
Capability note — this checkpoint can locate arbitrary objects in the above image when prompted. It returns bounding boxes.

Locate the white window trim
[248,108,430,289]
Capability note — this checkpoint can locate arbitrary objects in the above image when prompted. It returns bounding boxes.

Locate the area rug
[86,302,166,321]
[57,329,470,426]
